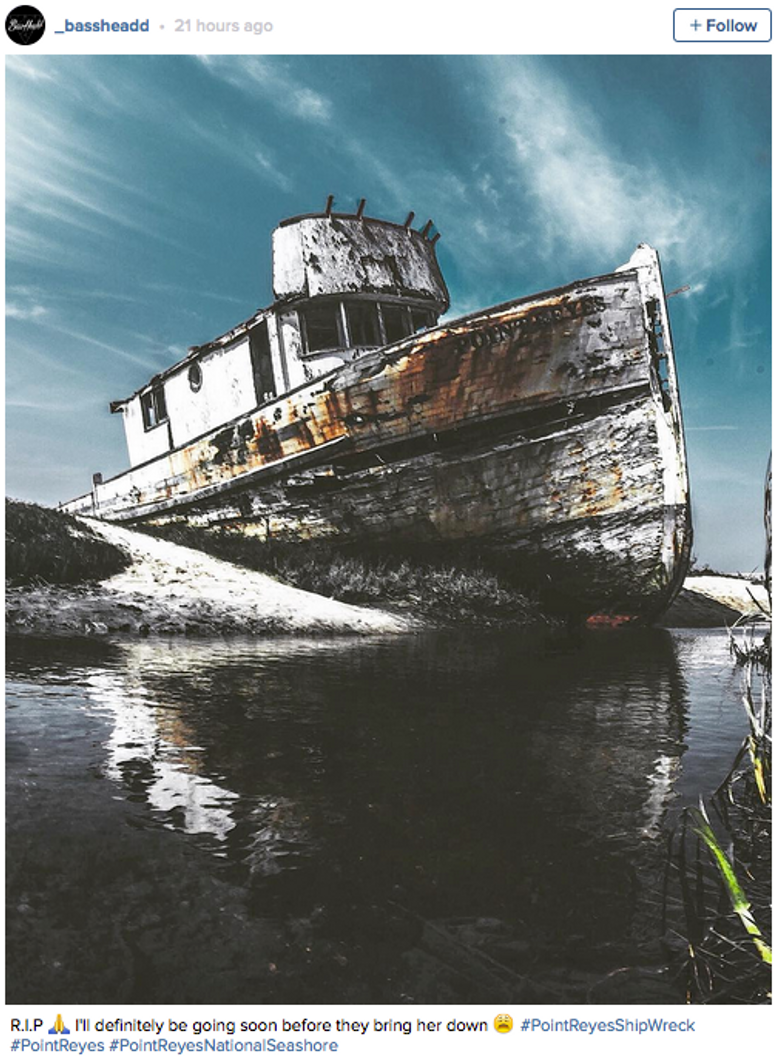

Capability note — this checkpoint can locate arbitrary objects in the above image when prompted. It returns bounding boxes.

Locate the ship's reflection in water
[6,628,752,1003]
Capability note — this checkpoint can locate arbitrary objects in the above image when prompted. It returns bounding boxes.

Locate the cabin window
[301,303,343,352]
[140,385,167,430]
[188,363,203,392]
[380,304,412,344]
[347,302,381,347]
[410,307,436,332]
[249,320,276,403]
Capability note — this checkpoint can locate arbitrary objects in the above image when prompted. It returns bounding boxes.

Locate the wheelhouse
[110,203,450,469]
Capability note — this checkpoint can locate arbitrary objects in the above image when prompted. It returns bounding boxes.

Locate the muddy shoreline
[6,518,413,638]
[7,568,767,641]
[6,510,768,638]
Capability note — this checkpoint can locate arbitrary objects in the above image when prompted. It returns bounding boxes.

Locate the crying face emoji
[494,1014,513,1034]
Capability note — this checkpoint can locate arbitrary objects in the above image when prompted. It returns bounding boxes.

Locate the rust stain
[254,420,283,461]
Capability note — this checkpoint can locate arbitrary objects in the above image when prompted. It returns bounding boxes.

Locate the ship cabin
[110,204,450,469]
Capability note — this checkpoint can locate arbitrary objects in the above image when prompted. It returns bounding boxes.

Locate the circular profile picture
[6,6,45,45]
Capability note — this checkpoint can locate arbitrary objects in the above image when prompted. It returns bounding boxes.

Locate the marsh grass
[729,617,772,668]
[5,499,131,587]
[135,524,547,626]
[665,634,771,1003]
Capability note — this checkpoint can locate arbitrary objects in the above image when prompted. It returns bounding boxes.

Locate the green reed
[665,630,771,1003]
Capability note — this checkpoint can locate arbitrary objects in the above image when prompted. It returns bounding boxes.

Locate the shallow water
[6,627,758,1004]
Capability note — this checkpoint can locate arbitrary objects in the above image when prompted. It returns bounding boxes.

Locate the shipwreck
[63,200,692,619]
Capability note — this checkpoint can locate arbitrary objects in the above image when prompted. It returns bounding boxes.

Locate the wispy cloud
[61,289,142,305]
[6,59,57,83]
[16,313,169,373]
[196,56,333,125]
[481,58,763,284]
[178,113,294,193]
[6,397,100,413]
[5,68,199,266]
[686,425,740,432]
[6,302,47,321]
[5,222,84,268]
[253,147,294,193]
[142,281,244,306]
[5,344,93,380]
[55,326,169,372]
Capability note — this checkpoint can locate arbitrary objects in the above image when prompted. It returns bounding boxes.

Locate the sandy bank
[6,518,413,638]
[661,574,770,628]
[7,516,769,637]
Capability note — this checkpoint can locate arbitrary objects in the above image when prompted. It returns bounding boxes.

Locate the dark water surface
[6,628,754,1004]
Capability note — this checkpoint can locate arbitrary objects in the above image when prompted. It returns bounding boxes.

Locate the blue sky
[5,55,771,572]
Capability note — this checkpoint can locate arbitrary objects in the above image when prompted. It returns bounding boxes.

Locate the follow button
[674,8,772,40]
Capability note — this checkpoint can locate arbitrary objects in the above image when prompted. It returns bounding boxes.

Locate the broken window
[299,298,437,353]
[380,303,412,344]
[347,301,381,347]
[140,384,168,430]
[301,302,343,352]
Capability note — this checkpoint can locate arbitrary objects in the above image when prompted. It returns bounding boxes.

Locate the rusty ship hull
[64,247,691,619]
